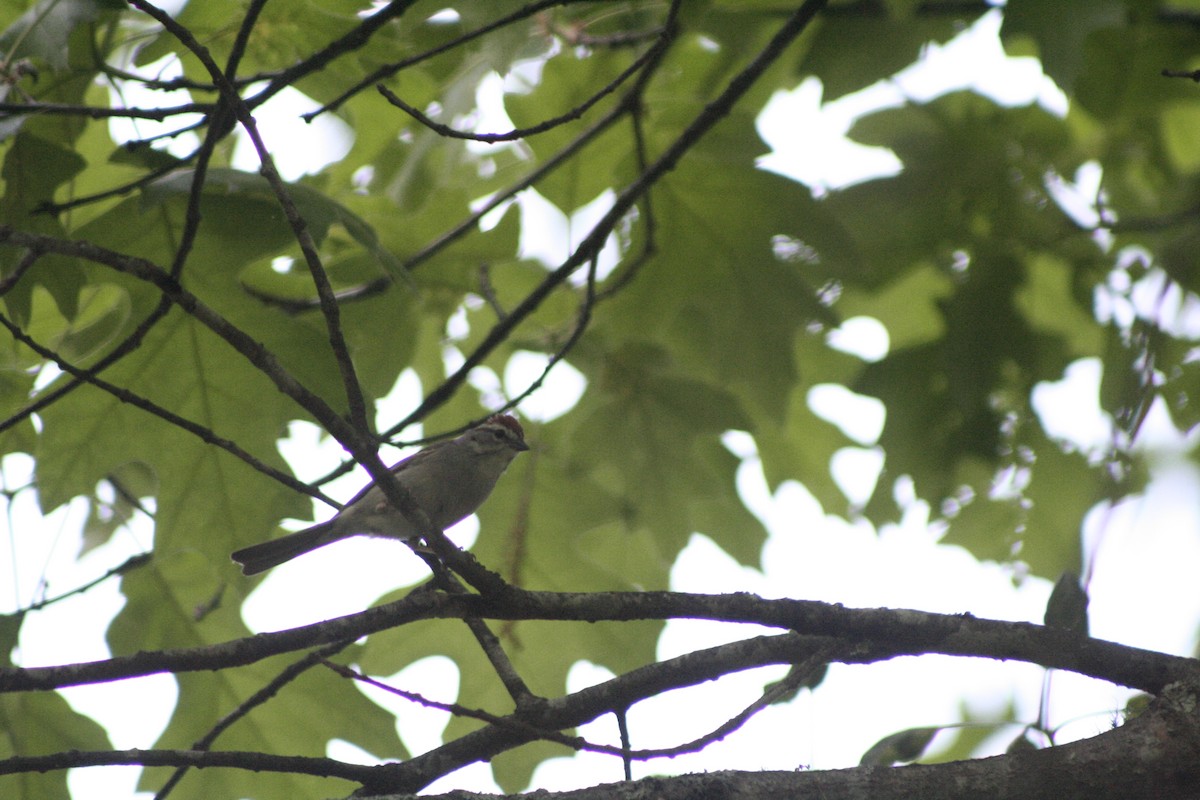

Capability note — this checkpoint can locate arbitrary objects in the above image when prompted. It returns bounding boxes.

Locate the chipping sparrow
[231,415,529,575]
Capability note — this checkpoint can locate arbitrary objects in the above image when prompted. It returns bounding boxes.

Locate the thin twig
[376,27,664,143]
[303,0,587,122]
[0,248,39,295]
[0,226,352,480]
[128,0,374,438]
[416,548,537,706]
[16,554,151,614]
[0,100,213,119]
[595,96,658,301]
[383,0,682,438]
[154,639,355,799]
[616,706,632,780]
[36,158,189,216]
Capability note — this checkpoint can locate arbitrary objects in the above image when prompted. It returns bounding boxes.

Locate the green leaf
[1000,0,1125,96]
[0,0,122,73]
[80,462,157,555]
[24,283,129,364]
[1,131,87,322]
[1161,101,1200,175]
[35,307,308,533]
[838,264,952,352]
[0,688,111,800]
[505,49,640,211]
[860,726,939,766]
[605,159,854,422]
[799,11,970,101]
[1018,441,1111,578]
[930,699,1020,764]
[941,428,1107,578]
[1072,27,1200,120]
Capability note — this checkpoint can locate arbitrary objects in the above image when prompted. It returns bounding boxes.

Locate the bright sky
[5,8,1200,798]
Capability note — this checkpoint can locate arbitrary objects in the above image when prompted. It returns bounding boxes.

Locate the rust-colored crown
[486,413,525,440]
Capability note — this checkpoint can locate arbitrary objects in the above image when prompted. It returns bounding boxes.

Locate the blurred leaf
[0,0,122,72]
[1044,570,1090,634]
[1124,692,1153,721]
[0,690,110,800]
[929,699,1021,764]
[764,661,828,704]
[1000,0,1125,95]
[860,726,939,766]
[799,11,971,101]
[1006,729,1042,753]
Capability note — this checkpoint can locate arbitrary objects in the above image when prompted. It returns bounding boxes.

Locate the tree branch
[3,591,1194,695]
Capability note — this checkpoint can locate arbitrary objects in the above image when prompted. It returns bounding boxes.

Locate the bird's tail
[231,522,336,575]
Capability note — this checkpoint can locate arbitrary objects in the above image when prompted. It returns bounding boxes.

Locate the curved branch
[303,0,594,122]
[375,20,667,143]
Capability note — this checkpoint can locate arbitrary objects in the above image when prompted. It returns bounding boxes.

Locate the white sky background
[5,8,1200,798]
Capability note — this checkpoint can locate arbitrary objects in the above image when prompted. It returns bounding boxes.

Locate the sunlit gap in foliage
[104,58,354,180]
[752,9,1071,523]
[757,9,1065,197]
[105,55,202,159]
[442,291,588,422]
[1044,161,1200,453]
[229,84,353,180]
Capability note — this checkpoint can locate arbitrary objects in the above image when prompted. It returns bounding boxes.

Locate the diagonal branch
[0,226,353,450]
[0,305,334,505]
[396,0,823,434]
[127,0,373,437]
[153,639,356,799]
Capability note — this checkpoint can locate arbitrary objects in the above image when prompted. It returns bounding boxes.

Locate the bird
[231,414,529,575]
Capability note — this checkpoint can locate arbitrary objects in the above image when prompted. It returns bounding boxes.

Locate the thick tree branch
[373,690,1200,799]
[3,617,1198,795]
[2,591,1194,694]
